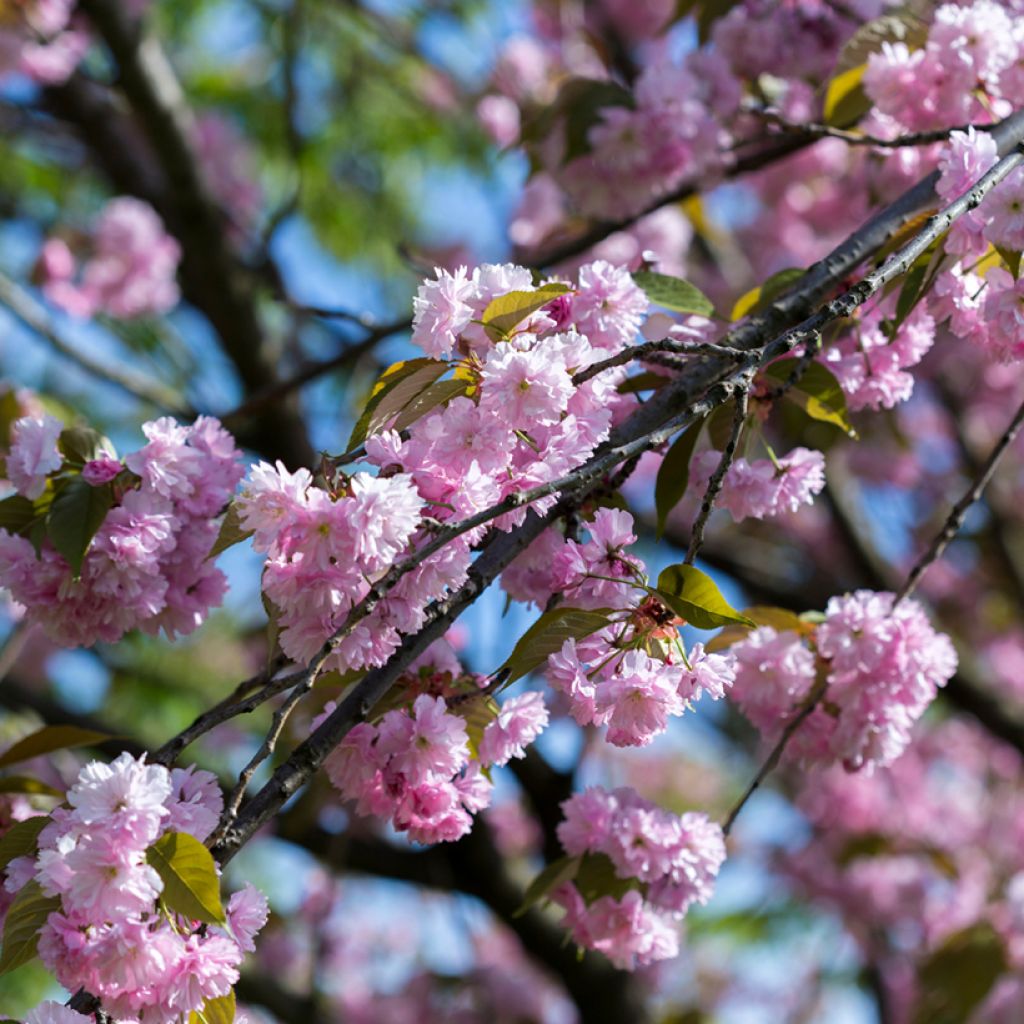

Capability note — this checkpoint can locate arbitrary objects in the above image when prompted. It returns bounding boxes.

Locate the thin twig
[895,393,1024,605]
[686,382,751,565]
[742,106,993,149]
[212,674,315,841]
[152,656,289,766]
[572,337,747,386]
[721,675,828,836]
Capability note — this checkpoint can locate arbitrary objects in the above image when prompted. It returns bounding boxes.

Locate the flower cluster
[496,508,737,747]
[0,0,87,85]
[550,786,726,969]
[320,649,548,844]
[864,1,1022,131]
[552,54,738,220]
[0,414,244,645]
[241,261,646,678]
[40,197,181,320]
[821,294,936,412]
[5,753,268,1023]
[688,446,827,521]
[730,590,958,772]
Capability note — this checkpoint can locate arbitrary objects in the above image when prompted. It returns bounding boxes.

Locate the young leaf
[391,377,472,433]
[762,359,856,437]
[562,80,635,163]
[0,390,22,448]
[46,476,114,577]
[0,724,115,769]
[912,923,1006,1024]
[0,816,49,872]
[0,776,62,797]
[632,271,715,317]
[654,565,754,630]
[823,64,870,127]
[502,607,614,684]
[574,852,640,903]
[996,245,1022,278]
[58,426,112,465]
[515,855,579,917]
[730,267,804,322]
[346,358,449,450]
[146,831,226,925]
[833,11,928,77]
[191,990,236,1024]
[0,880,60,975]
[208,503,254,559]
[655,418,704,539]
[0,494,38,535]
[481,283,572,341]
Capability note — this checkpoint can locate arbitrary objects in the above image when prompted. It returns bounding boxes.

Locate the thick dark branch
[211,112,1024,864]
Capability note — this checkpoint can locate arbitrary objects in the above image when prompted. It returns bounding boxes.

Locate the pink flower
[596,651,686,747]
[227,883,270,953]
[678,642,736,702]
[479,343,574,427]
[730,627,817,736]
[378,695,469,786]
[982,267,1024,362]
[7,414,63,499]
[25,1002,93,1024]
[937,127,998,201]
[572,260,649,351]
[478,691,549,766]
[81,456,123,486]
[66,751,171,846]
[411,266,476,358]
[165,766,223,842]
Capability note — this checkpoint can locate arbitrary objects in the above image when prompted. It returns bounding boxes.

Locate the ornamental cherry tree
[2,0,1024,1021]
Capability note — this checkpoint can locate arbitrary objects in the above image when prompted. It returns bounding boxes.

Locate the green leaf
[730,267,804,321]
[146,831,226,925]
[574,852,639,903]
[762,360,856,437]
[913,923,1006,1024]
[833,12,928,78]
[0,777,62,797]
[0,494,38,535]
[654,564,754,630]
[631,271,715,317]
[655,418,704,539]
[0,725,115,769]
[58,426,112,466]
[0,390,22,448]
[705,401,738,451]
[894,261,929,328]
[455,694,500,763]
[391,377,472,433]
[823,64,870,127]
[346,358,449,450]
[562,80,635,163]
[191,990,236,1024]
[0,880,59,975]
[480,283,572,341]
[502,607,614,684]
[209,503,253,559]
[516,855,579,916]
[0,816,49,873]
[46,476,114,577]
[996,245,1022,278]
